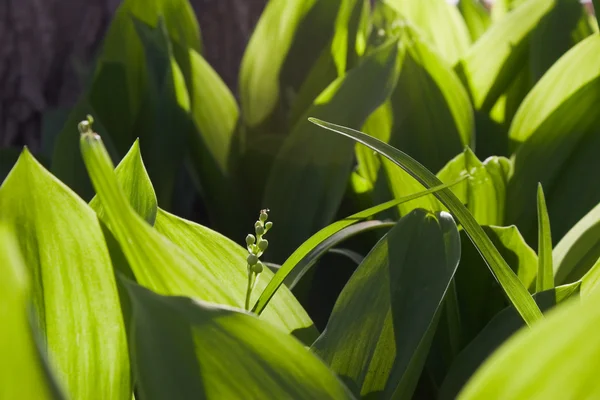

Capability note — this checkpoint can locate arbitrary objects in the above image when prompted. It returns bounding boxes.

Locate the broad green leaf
[380,148,510,227]
[240,0,353,129]
[439,282,580,399]
[87,132,315,338]
[100,0,201,118]
[385,0,471,64]
[262,39,400,262]
[253,176,465,314]
[52,0,201,199]
[154,208,317,343]
[536,184,554,291]
[385,23,473,172]
[458,288,600,399]
[553,201,600,284]
[0,150,130,400]
[0,225,65,400]
[186,47,242,232]
[80,128,236,305]
[130,17,191,209]
[529,0,594,82]
[456,0,555,111]
[458,0,492,41]
[456,225,538,343]
[507,34,600,245]
[123,280,354,400]
[309,118,543,325]
[312,209,461,398]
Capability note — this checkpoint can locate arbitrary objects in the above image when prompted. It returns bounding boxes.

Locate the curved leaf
[439,282,580,399]
[553,201,600,284]
[458,0,492,41]
[458,287,600,399]
[536,184,554,292]
[385,0,471,64]
[0,225,65,400]
[80,130,236,305]
[253,178,464,314]
[456,0,554,111]
[311,209,461,398]
[123,280,355,400]
[262,39,400,262]
[507,34,600,245]
[0,150,130,400]
[309,118,543,325]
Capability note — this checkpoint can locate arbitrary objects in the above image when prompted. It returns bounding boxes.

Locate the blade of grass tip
[307,117,543,326]
[536,183,554,292]
[252,176,467,315]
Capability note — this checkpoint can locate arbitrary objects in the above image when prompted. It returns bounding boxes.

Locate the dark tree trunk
[0,0,267,151]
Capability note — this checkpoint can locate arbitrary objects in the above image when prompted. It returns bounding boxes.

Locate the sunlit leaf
[536,184,554,292]
[123,280,355,400]
[440,282,580,399]
[458,0,492,40]
[309,118,543,325]
[0,225,65,400]
[553,201,600,284]
[0,150,130,399]
[385,0,471,64]
[507,34,600,245]
[458,288,600,399]
[312,209,461,398]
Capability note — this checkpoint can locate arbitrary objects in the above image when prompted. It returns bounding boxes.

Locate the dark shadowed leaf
[262,39,400,262]
[536,184,554,292]
[312,209,461,398]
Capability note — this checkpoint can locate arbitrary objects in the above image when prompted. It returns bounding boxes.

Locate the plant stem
[244,270,254,311]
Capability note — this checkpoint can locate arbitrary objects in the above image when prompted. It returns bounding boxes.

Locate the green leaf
[553,201,600,285]
[0,225,65,400]
[87,134,315,338]
[122,280,355,400]
[458,0,492,41]
[458,287,600,399]
[80,129,236,305]
[0,150,130,400]
[262,39,400,262]
[253,177,465,315]
[507,34,600,245]
[529,0,594,82]
[185,47,241,231]
[456,0,555,111]
[240,0,350,129]
[309,118,543,326]
[439,282,580,400]
[536,184,554,292]
[385,22,474,172]
[385,0,471,64]
[130,17,191,209]
[90,139,157,225]
[456,225,538,343]
[311,209,461,398]
[154,208,317,342]
[593,0,600,27]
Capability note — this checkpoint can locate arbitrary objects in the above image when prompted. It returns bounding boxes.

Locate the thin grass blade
[536,183,554,292]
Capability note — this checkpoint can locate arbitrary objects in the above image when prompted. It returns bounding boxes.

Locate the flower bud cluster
[245,209,272,275]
